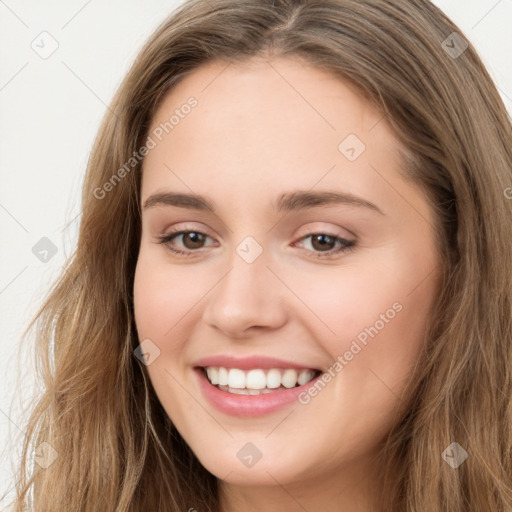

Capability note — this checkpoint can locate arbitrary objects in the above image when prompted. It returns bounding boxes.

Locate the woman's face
[133,56,442,504]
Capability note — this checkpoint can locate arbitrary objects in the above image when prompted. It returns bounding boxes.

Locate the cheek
[289,246,440,384]
[132,255,202,418]
[133,252,204,340]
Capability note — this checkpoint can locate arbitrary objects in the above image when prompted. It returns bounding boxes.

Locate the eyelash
[157,229,356,259]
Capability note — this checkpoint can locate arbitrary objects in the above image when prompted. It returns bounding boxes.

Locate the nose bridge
[217,234,271,306]
[202,234,287,335]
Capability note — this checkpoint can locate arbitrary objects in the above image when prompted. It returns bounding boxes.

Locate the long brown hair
[7,0,512,510]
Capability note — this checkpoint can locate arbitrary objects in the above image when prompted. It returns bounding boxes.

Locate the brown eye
[158,230,214,257]
[294,232,356,259]
[158,230,355,259]
[310,234,337,252]
[180,232,207,249]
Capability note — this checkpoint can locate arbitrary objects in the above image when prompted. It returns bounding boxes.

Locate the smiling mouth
[199,366,322,395]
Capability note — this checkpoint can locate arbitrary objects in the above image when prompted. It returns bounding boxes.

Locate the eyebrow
[142,190,384,215]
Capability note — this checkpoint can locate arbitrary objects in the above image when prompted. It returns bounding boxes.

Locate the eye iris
[311,234,335,251]
[183,232,205,249]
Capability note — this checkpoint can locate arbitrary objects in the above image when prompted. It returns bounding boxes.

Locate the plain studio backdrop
[0,0,511,505]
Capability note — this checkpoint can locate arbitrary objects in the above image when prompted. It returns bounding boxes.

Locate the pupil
[312,234,334,251]
[185,232,204,249]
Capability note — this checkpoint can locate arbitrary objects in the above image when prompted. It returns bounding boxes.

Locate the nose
[201,246,288,339]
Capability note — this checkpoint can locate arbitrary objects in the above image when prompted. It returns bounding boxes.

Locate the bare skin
[133,55,442,511]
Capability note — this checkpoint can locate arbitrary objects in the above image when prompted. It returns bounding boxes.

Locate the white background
[0,0,511,505]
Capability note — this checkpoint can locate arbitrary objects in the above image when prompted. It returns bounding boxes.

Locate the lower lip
[194,368,322,417]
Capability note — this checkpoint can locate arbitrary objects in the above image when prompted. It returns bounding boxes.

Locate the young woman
[9,0,512,510]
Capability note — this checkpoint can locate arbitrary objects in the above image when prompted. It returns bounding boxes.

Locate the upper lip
[193,355,321,371]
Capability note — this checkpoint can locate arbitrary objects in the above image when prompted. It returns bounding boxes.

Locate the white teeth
[206,367,219,385]
[266,369,282,389]
[227,387,247,394]
[218,367,229,386]
[297,369,315,386]
[246,369,267,390]
[218,385,278,395]
[203,366,319,391]
[281,369,298,388]
[228,368,246,389]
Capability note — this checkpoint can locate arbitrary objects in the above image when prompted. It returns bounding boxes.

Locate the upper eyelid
[163,226,217,243]
[161,220,355,240]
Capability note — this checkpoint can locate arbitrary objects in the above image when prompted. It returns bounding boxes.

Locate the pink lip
[193,367,323,417]
[193,355,320,371]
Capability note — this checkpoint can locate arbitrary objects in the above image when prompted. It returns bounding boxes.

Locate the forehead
[141,56,404,214]
[147,55,386,141]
